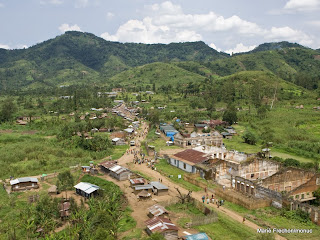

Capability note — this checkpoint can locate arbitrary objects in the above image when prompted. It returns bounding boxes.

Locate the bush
[242,131,258,145]
[283,158,300,168]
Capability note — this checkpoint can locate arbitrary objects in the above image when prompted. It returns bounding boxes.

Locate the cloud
[100,1,315,51]
[225,43,256,54]
[58,23,82,33]
[0,3,4,8]
[267,26,313,45]
[284,0,320,11]
[75,0,88,8]
[209,43,222,52]
[101,17,202,43]
[0,44,10,49]
[40,0,63,5]
[107,12,115,19]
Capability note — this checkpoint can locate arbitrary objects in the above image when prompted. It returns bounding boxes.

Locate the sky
[0,0,320,53]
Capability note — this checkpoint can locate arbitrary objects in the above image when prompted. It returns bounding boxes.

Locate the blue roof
[185,233,209,240]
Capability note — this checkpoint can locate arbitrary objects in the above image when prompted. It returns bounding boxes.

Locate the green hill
[108,62,206,89]
[0,31,228,91]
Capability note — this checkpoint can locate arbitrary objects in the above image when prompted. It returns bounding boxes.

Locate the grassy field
[223,201,320,240]
[155,158,202,192]
[195,211,259,240]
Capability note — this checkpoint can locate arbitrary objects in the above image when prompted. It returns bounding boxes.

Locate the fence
[187,212,218,228]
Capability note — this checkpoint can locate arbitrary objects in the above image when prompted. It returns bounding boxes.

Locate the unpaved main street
[109,121,287,240]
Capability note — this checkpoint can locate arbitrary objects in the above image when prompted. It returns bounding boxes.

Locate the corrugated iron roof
[10,177,38,185]
[134,184,153,191]
[150,182,168,190]
[74,182,99,194]
[173,149,208,165]
[145,217,178,233]
[148,204,167,216]
[129,178,146,185]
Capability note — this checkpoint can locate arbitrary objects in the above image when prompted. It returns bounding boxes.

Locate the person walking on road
[243,216,246,223]
[202,195,205,203]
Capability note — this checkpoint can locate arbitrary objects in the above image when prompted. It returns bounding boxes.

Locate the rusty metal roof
[148,204,167,217]
[173,149,208,165]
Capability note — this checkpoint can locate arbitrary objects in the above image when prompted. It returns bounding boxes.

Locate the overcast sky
[0,0,320,53]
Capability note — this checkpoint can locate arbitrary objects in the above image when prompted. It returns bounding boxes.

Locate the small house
[99,160,118,173]
[81,166,91,173]
[150,182,169,196]
[137,190,152,200]
[169,149,209,173]
[74,182,100,198]
[130,178,146,187]
[112,137,126,146]
[148,204,168,218]
[133,184,153,195]
[109,165,131,181]
[124,128,134,134]
[10,177,39,191]
[145,217,178,240]
[60,201,70,219]
[48,185,58,195]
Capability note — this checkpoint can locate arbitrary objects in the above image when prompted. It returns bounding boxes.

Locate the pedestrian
[202,195,205,203]
[242,216,246,223]
[207,197,210,204]
[204,187,207,193]
[223,185,225,191]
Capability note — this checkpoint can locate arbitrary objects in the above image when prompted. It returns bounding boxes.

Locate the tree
[242,131,258,145]
[257,105,268,119]
[0,98,17,123]
[222,104,237,125]
[56,170,74,198]
[175,187,192,204]
[283,158,300,168]
[313,188,320,206]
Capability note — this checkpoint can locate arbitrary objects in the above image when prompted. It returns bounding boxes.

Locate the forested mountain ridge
[0,31,319,92]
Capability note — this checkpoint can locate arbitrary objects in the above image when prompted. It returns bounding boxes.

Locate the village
[3,92,320,240]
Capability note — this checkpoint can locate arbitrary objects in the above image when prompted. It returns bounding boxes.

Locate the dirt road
[113,121,286,240]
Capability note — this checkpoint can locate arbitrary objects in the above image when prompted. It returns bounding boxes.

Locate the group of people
[201,194,225,208]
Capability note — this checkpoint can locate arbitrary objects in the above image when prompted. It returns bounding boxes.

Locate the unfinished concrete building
[174,131,223,148]
[258,167,316,193]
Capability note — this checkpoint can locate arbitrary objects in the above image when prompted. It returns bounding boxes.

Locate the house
[109,165,131,181]
[225,127,237,135]
[124,128,134,134]
[48,185,58,195]
[137,190,152,199]
[99,160,118,173]
[133,184,154,195]
[182,233,210,240]
[148,204,168,218]
[60,202,70,219]
[169,149,209,173]
[145,217,178,240]
[287,174,320,202]
[74,182,100,198]
[159,124,179,137]
[201,119,228,128]
[221,132,232,139]
[81,166,91,173]
[130,178,146,187]
[194,123,208,129]
[258,167,316,193]
[174,131,223,148]
[150,182,169,196]
[112,137,126,146]
[10,177,39,191]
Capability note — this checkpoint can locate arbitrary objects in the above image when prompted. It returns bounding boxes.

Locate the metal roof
[145,217,178,233]
[129,178,146,185]
[74,182,99,194]
[148,204,167,217]
[173,149,208,165]
[10,177,38,185]
[134,184,153,191]
[150,182,169,190]
[184,233,209,240]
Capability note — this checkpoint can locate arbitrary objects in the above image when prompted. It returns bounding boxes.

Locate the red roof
[173,149,208,165]
[130,178,146,185]
[145,217,178,233]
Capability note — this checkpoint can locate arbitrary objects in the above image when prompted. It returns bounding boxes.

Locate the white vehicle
[130,140,135,146]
